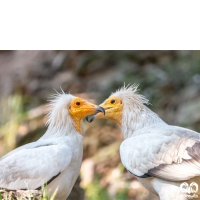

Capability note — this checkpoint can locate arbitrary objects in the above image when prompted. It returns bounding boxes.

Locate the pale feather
[110,84,200,199]
[0,92,84,200]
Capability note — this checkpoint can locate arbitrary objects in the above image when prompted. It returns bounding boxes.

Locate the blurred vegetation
[85,175,109,200]
[0,50,200,200]
[0,94,28,154]
[85,174,129,200]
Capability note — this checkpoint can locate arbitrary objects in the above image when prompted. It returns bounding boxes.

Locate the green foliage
[41,185,48,200]
[116,188,129,200]
[49,189,57,200]
[85,174,131,200]
[0,94,27,154]
[85,175,109,200]
[117,163,125,173]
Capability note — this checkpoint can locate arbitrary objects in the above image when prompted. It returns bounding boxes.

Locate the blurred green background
[1,50,200,200]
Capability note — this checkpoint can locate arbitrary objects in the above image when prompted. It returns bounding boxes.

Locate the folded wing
[120,126,200,181]
[0,142,72,189]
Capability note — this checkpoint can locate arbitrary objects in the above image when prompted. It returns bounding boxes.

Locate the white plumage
[0,92,102,200]
[94,85,200,200]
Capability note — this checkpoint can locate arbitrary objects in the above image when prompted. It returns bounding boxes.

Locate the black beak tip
[89,116,95,123]
[86,116,90,123]
[95,106,105,115]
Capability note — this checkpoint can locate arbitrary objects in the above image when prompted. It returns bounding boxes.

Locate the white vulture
[88,84,200,200]
[0,91,105,200]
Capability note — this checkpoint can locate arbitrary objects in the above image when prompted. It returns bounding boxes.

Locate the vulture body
[92,85,200,200]
[0,92,103,200]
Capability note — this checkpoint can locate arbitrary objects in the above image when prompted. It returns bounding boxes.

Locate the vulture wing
[120,125,200,181]
[0,140,72,190]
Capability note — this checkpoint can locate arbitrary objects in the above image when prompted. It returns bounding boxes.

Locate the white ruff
[41,91,84,139]
[111,84,167,139]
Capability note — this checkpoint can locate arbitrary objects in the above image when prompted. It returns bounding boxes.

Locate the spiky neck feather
[113,84,167,139]
[121,106,166,139]
[41,92,84,140]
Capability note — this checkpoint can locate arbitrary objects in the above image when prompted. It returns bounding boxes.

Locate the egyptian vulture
[88,84,200,200]
[0,91,104,200]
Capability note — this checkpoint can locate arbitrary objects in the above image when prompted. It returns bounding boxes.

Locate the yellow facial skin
[94,96,123,126]
[68,98,104,133]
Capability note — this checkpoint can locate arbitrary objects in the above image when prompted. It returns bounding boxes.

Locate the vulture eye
[111,100,115,104]
[76,102,80,106]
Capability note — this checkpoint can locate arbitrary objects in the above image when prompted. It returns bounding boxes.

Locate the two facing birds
[0,85,200,200]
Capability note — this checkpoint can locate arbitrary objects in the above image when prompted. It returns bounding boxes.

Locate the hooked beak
[86,106,105,122]
[87,114,97,123]
[86,100,123,126]
[95,106,105,115]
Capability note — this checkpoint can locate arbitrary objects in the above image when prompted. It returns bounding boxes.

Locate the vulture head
[46,91,105,136]
[88,84,149,137]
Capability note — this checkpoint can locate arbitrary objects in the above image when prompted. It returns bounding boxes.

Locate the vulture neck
[40,119,84,140]
[121,105,167,139]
